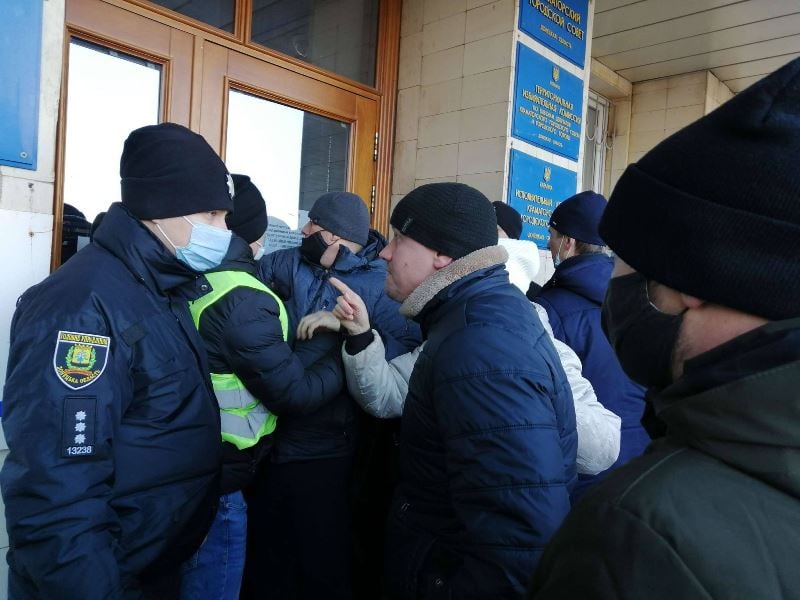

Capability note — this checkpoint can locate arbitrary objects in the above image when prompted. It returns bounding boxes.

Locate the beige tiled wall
[604,71,734,196]
[392,0,515,209]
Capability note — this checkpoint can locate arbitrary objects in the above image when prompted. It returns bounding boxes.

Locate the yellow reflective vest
[189,270,288,450]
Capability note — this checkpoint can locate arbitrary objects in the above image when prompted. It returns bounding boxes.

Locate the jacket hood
[655,318,800,498]
[400,245,508,319]
[92,202,201,298]
[543,253,613,305]
[498,237,540,294]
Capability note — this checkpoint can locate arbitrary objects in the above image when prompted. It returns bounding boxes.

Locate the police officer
[1,123,231,599]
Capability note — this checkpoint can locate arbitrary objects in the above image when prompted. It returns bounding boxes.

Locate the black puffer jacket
[531,319,800,599]
[195,237,344,492]
[0,203,221,599]
[257,231,421,462]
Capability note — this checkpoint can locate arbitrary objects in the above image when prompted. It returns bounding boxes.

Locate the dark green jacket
[530,319,800,599]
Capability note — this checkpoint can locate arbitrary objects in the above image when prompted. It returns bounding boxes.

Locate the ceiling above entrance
[591,0,800,92]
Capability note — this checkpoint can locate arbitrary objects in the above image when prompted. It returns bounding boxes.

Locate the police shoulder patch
[52,331,111,390]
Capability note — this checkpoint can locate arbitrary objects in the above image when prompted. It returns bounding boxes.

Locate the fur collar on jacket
[399,245,508,318]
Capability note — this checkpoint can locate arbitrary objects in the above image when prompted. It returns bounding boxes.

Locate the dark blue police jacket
[257,230,421,462]
[1,203,221,599]
[535,253,649,499]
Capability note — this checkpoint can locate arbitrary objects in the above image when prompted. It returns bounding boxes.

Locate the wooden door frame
[55,0,400,270]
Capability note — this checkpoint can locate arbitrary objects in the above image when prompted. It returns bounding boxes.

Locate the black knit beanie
[600,57,800,320]
[550,191,607,245]
[308,192,370,245]
[120,123,234,220]
[226,174,268,243]
[391,183,497,259]
[493,201,522,240]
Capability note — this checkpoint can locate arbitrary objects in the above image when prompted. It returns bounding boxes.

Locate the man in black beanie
[533,190,649,502]
[531,58,800,599]
[253,191,420,600]
[1,122,232,597]
[180,174,345,599]
[379,182,576,599]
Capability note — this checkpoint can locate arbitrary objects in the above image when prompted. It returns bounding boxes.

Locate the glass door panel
[199,42,378,251]
[226,89,351,254]
[60,40,162,263]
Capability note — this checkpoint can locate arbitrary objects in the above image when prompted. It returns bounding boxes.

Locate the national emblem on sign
[552,66,560,82]
[544,166,552,182]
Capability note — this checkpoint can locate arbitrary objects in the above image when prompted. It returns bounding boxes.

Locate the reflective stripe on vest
[188,270,289,450]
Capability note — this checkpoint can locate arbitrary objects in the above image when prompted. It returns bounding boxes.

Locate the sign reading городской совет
[519,0,589,68]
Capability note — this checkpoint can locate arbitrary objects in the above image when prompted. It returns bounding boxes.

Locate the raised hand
[330,277,371,335]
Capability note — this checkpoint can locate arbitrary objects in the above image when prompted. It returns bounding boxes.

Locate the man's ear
[433,253,454,270]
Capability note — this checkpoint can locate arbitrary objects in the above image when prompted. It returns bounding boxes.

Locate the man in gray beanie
[531,58,800,599]
[1,123,231,597]
[252,191,420,599]
[377,182,576,599]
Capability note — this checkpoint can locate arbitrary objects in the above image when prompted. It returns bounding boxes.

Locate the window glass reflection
[225,89,350,253]
[251,0,379,86]
[148,0,235,33]
[62,40,161,262]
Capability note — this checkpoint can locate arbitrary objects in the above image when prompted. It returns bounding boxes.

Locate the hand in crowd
[330,277,371,336]
[296,310,341,340]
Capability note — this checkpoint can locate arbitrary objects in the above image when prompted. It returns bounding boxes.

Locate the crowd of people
[1,56,799,599]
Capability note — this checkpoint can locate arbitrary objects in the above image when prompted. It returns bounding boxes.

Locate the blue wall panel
[0,0,44,170]
[507,149,577,249]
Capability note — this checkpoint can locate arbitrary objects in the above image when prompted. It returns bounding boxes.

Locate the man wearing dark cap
[1,123,231,597]
[533,190,648,500]
[253,191,420,599]
[180,175,344,599]
[379,182,576,599]
[530,58,800,599]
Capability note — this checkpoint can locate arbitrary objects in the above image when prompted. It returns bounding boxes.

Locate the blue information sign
[512,43,584,161]
[519,0,589,68]
[507,149,577,249]
[0,0,43,170]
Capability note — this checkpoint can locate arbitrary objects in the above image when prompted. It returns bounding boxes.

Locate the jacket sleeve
[367,290,422,360]
[1,307,126,599]
[432,327,573,598]
[530,501,710,599]
[341,333,422,418]
[534,303,621,475]
[216,291,344,416]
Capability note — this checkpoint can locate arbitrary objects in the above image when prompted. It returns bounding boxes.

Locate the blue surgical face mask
[157,216,232,272]
[553,237,565,267]
[252,231,268,261]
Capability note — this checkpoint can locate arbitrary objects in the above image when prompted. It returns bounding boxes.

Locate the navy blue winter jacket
[256,230,421,461]
[384,248,576,600]
[1,203,221,599]
[534,253,648,498]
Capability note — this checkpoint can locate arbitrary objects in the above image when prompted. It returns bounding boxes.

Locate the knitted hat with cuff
[600,57,800,320]
[226,174,268,243]
[120,123,233,220]
[390,182,497,259]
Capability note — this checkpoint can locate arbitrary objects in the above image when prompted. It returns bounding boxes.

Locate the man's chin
[384,280,407,303]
